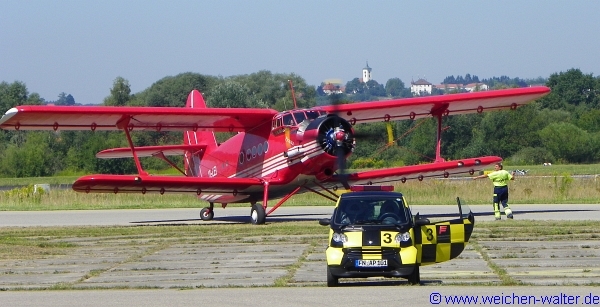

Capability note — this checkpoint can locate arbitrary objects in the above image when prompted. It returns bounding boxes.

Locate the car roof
[340,191,404,198]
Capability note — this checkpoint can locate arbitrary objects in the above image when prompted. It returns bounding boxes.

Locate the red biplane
[0,86,550,224]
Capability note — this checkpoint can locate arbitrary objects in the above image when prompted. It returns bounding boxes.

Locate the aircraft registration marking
[208,166,217,177]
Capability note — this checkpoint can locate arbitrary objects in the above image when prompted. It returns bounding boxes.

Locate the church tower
[362,61,372,83]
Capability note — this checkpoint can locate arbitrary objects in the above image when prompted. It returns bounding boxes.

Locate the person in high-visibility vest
[473,162,515,220]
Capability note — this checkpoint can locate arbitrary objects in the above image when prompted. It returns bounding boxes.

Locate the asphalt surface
[1,204,599,306]
[2,204,600,226]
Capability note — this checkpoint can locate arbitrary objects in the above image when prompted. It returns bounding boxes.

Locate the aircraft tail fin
[184,90,218,176]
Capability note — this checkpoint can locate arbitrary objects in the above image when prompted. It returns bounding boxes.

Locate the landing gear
[250,203,266,225]
[326,266,339,287]
[200,202,214,221]
[199,207,214,221]
[407,265,421,285]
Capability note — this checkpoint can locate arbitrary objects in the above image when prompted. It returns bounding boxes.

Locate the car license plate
[355,259,387,267]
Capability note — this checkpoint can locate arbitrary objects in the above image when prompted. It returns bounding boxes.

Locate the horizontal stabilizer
[97,144,207,159]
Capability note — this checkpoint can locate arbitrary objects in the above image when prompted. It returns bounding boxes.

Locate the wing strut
[266,185,302,216]
[303,185,339,202]
[262,181,269,210]
[117,116,148,176]
[153,152,186,176]
[311,181,343,200]
[432,107,449,163]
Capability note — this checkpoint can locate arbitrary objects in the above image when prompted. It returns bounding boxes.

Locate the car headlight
[332,233,348,243]
[395,232,411,244]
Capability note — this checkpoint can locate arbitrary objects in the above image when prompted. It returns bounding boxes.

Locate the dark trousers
[492,185,512,219]
[493,185,509,208]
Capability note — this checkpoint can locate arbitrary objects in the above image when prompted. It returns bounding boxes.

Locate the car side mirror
[415,218,430,226]
[319,218,331,226]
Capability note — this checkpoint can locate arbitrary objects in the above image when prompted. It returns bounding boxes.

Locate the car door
[414,197,475,265]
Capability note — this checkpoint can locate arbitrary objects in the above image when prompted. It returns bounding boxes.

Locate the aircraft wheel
[200,207,214,221]
[250,204,266,225]
[326,266,339,287]
[407,265,420,285]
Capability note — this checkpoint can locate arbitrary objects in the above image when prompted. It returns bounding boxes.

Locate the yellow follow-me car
[319,185,474,287]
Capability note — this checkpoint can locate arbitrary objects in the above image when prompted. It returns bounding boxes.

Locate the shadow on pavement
[130,213,327,225]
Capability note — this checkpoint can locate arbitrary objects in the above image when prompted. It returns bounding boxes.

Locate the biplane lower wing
[326,156,501,187]
[72,175,266,195]
[96,144,207,158]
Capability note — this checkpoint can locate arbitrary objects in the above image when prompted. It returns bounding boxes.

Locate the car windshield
[334,196,408,225]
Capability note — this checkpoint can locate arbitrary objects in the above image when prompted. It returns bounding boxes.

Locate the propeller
[319,96,355,189]
[318,116,354,157]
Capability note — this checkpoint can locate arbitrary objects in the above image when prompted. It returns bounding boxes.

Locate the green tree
[441,114,484,159]
[508,147,555,165]
[576,108,600,133]
[0,132,55,177]
[480,75,528,88]
[26,92,45,105]
[365,80,386,97]
[385,78,405,97]
[226,71,315,111]
[206,80,257,108]
[539,122,595,163]
[66,94,75,105]
[56,92,65,105]
[400,118,437,165]
[538,69,598,110]
[350,122,390,162]
[345,78,365,94]
[104,77,131,106]
[477,105,545,158]
[138,72,217,107]
[0,81,28,113]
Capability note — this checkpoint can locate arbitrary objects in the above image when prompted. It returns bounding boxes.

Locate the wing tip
[0,107,20,126]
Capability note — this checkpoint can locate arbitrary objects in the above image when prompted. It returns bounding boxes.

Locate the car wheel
[326,266,339,287]
[407,265,420,285]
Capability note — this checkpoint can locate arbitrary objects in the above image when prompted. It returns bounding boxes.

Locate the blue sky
[1,0,599,104]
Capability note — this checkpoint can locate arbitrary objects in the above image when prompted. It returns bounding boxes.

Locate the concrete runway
[1,204,599,306]
[2,287,600,307]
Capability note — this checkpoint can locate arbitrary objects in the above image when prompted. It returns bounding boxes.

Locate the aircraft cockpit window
[283,113,295,126]
[293,111,307,124]
[273,117,283,129]
[305,110,321,120]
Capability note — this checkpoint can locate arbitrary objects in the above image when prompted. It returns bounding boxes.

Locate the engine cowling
[293,114,355,180]
[296,114,355,156]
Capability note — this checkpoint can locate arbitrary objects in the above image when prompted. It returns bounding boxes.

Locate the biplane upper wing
[326,156,501,188]
[96,144,207,158]
[0,105,278,132]
[72,174,269,194]
[321,86,550,124]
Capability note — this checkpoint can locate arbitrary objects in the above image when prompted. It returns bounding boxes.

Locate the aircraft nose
[317,115,355,157]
